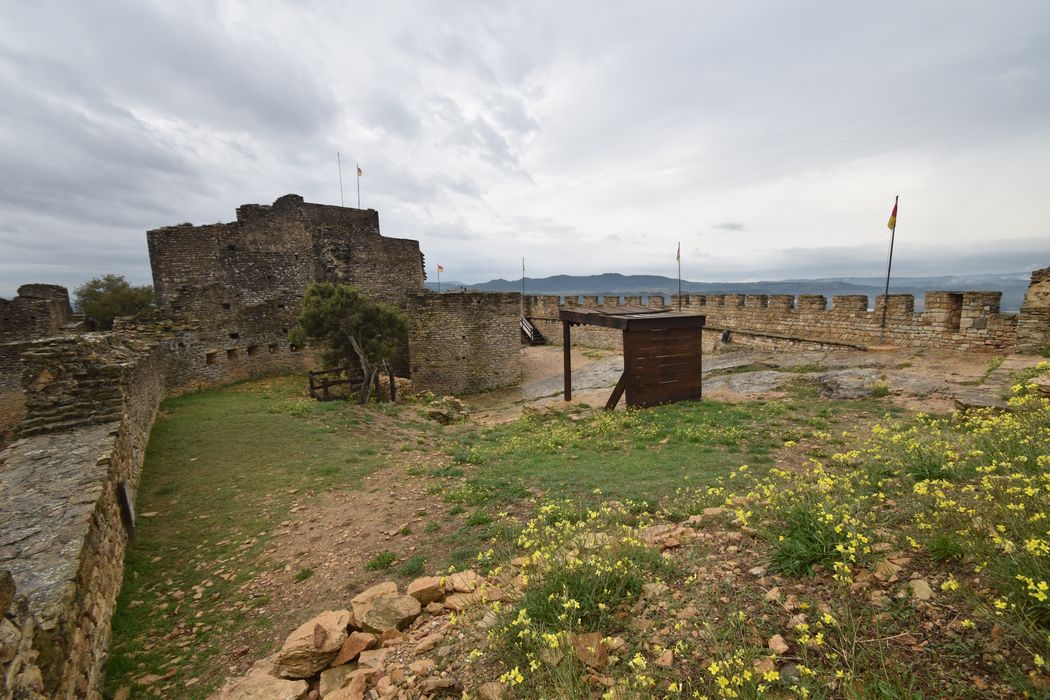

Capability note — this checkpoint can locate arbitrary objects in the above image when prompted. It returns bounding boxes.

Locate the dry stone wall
[408,292,522,395]
[524,269,1050,353]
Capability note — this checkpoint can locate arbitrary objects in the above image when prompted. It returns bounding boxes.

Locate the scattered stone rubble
[213,571,506,700]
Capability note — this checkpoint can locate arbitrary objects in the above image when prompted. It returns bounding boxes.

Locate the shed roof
[558,307,706,331]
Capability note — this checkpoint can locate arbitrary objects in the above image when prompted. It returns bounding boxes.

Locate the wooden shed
[559,307,706,409]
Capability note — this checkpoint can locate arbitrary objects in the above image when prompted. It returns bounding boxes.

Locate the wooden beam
[563,320,572,401]
[605,372,627,411]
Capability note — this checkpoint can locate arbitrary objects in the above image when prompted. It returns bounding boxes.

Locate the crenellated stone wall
[524,270,1050,353]
[408,292,522,395]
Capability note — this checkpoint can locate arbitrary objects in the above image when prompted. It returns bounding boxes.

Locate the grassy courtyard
[102,363,1050,698]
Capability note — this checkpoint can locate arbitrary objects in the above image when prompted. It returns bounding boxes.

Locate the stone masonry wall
[0,285,74,442]
[1016,266,1050,354]
[523,270,1050,353]
[147,194,425,377]
[0,333,165,698]
[408,292,522,395]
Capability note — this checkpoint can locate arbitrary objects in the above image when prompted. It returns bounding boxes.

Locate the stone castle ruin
[0,191,1048,698]
[0,195,519,698]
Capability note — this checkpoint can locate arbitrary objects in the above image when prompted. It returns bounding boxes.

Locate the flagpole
[337,153,344,206]
[880,195,898,340]
[356,163,361,208]
[437,267,441,293]
[521,257,526,316]
[677,242,682,311]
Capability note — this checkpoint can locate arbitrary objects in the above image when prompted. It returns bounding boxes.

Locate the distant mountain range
[425,271,1033,311]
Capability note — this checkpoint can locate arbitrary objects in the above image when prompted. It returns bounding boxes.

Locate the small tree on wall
[289,283,408,404]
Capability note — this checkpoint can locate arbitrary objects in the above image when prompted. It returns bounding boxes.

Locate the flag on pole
[357,165,363,177]
[676,242,680,262]
[437,264,444,272]
[887,197,898,231]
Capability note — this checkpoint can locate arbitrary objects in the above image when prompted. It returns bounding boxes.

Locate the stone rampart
[0,285,74,441]
[524,270,1050,353]
[408,292,522,395]
[0,333,165,698]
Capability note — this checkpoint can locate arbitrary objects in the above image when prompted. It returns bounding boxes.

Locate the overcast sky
[2,1,1049,297]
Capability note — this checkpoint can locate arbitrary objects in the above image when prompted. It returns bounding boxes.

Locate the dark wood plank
[563,320,572,401]
[605,372,627,411]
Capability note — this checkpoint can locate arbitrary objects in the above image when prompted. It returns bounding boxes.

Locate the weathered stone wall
[1016,266,1050,354]
[0,333,165,699]
[0,285,74,441]
[523,273,1050,352]
[113,311,320,397]
[408,292,521,395]
[0,284,72,345]
[147,194,425,377]
[0,571,46,699]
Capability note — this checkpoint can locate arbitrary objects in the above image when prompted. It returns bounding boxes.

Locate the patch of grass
[787,362,825,373]
[465,511,494,527]
[768,503,846,576]
[449,504,466,516]
[399,554,427,577]
[366,551,397,571]
[294,567,314,582]
[449,546,479,568]
[105,375,399,700]
[424,522,441,534]
[398,525,412,536]
[871,380,891,398]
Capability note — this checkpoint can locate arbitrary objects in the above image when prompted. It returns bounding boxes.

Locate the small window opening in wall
[206,351,218,365]
[247,344,260,356]
[227,244,237,251]
[281,328,289,334]
[227,348,239,360]
[268,343,279,353]
[277,303,286,309]
[229,332,240,339]
[946,293,964,332]
[221,302,231,310]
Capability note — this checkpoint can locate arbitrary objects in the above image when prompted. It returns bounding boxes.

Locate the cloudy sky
[2,1,1049,297]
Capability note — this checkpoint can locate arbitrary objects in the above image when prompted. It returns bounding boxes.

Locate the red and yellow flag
[437,264,444,272]
[887,196,898,231]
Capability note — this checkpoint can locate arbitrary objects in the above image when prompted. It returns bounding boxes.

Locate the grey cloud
[712,222,745,232]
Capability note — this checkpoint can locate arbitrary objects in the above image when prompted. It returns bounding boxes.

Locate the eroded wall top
[147,194,425,315]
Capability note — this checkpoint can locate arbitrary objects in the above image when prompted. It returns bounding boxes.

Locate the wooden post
[563,320,572,401]
[605,372,627,410]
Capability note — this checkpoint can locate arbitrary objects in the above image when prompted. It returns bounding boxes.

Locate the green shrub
[366,551,397,571]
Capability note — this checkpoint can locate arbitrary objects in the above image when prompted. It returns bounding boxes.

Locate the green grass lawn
[105,376,407,699]
[432,391,894,513]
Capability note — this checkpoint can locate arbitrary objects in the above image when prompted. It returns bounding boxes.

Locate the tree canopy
[74,274,154,330]
[289,283,408,402]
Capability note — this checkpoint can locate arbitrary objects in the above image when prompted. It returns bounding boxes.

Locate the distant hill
[425,271,1032,311]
